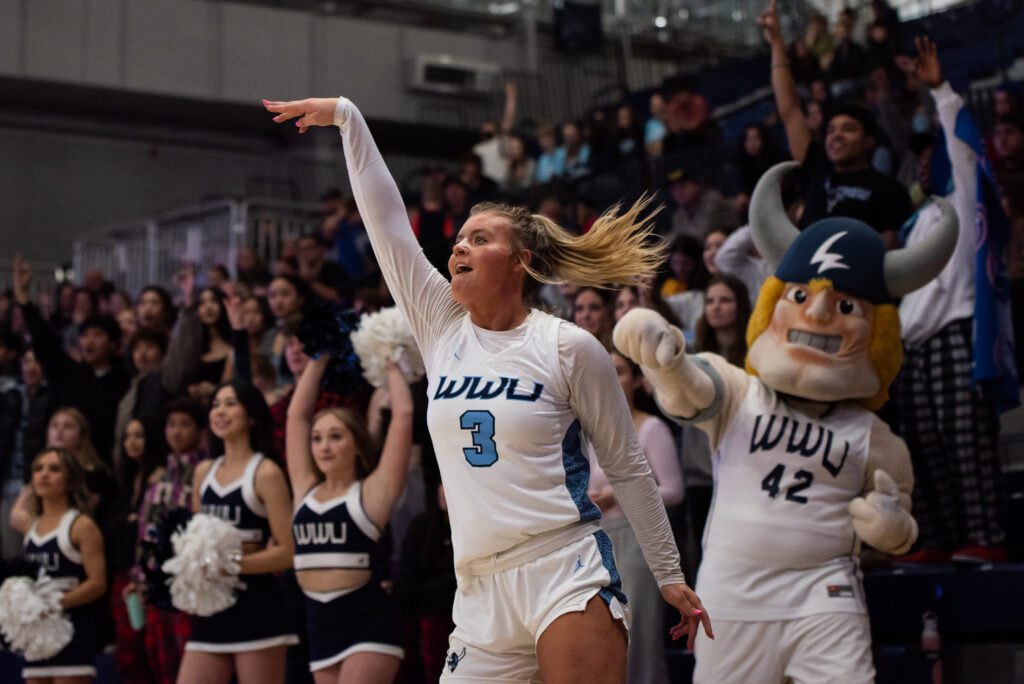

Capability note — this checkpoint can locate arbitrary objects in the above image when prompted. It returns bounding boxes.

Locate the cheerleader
[264,96,713,682]
[177,381,298,684]
[21,448,107,683]
[287,354,413,682]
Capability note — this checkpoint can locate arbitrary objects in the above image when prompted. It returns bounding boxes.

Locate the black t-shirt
[800,142,913,235]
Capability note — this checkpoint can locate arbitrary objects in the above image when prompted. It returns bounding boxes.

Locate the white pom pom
[161,513,245,617]
[351,307,425,388]
[0,572,74,661]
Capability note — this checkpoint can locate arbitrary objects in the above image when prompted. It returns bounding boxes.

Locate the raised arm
[917,38,977,285]
[500,81,518,135]
[13,256,73,386]
[365,386,389,445]
[614,309,717,418]
[285,356,327,501]
[362,364,414,529]
[759,0,811,163]
[263,97,462,356]
[224,292,252,383]
[161,308,202,397]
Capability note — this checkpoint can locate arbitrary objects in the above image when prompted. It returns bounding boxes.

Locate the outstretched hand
[613,308,682,370]
[264,98,339,134]
[173,262,196,307]
[757,0,783,45]
[912,36,943,89]
[661,583,714,652]
[223,290,244,331]
[12,255,32,305]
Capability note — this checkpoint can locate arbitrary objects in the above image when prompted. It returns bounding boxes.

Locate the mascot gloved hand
[612,309,716,418]
[849,470,918,555]
[614,161,958,684]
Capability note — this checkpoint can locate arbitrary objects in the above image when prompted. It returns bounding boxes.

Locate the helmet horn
[749,161,802,268]
[883,197,959,298]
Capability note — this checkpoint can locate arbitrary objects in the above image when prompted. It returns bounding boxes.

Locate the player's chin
[450,280,473,307]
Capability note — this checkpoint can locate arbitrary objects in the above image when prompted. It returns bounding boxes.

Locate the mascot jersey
[686,355,878,621]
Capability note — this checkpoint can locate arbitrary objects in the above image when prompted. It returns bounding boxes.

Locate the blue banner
[954,109,1020,413]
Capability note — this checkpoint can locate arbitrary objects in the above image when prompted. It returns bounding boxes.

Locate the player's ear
[513,249,532,273]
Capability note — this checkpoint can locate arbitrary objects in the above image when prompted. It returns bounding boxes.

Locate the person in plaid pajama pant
[129,400,207,682]
[894,41,1008,565]
[145,604,193,683]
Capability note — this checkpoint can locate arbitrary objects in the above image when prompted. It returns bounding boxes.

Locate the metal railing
[73,198,323,296]
[0,260,66,299]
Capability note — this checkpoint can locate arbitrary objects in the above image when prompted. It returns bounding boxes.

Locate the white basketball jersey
[425,310,601,575]
[698,379,873,621]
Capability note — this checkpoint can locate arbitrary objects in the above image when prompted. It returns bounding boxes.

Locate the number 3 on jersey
[460,410,499,467]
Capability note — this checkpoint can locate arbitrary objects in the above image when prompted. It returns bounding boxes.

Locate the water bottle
[125,590,146,632]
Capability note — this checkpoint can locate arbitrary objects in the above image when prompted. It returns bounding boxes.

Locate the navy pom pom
[297,298,365,396]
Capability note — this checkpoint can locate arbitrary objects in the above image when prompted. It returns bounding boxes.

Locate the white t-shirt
[335,97,685,586]
[473,138,507,186]
[899,82,976,349]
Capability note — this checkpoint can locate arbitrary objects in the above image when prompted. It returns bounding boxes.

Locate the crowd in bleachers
[1,0,1023,682]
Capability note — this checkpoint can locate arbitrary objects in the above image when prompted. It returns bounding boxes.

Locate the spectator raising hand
[911,36,943,89]
[757,0,783,45]
[12,254,32,306]
[173,262,196,308]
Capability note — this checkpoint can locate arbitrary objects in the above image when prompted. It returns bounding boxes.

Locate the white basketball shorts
[693,612,875,684]
[441,529,631,683]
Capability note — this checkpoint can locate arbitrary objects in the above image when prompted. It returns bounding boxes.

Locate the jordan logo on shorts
[447,647,467,673]
[573,554,584,572]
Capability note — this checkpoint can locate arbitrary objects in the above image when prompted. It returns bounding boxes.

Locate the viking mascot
[615,161,959,683]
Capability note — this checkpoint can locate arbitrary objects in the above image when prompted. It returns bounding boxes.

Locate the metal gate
[73,198,323,296]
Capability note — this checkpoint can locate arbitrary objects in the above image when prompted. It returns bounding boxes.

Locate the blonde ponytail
[471,196,666,299]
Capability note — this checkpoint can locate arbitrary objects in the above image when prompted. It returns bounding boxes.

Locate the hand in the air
[264,98,339,134]
[912,36,943,89]
[849,470,918,555]
[660,582,714,652]
[12,255,32,305]
[757,0,783,45]
[174,262,196,306]
[613,308,682,370]
[224,292,244,331]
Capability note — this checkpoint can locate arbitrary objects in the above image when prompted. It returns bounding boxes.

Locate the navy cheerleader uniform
[21,509,100,679]
[186,454,299,653]
[293,481,404,672]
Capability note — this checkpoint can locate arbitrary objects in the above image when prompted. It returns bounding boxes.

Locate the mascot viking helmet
[744,161,959,410]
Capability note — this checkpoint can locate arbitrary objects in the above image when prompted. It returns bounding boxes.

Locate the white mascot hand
[613,309,681,369]
[849,470,918,555]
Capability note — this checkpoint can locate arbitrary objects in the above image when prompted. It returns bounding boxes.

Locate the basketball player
[263,95,713,683]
